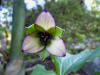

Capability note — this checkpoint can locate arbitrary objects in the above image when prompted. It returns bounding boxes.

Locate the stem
[5,0,25,75]
[10,0,25,60]
[52,56,60,75]
[60,63,62,75]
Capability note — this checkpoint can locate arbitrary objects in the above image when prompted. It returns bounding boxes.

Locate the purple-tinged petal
[35,10,55,30]
[46,36,66,57]
[22,35,44,53]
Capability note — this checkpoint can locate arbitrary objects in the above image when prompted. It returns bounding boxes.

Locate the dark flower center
[44,10,48,12]
[38,32,52,46]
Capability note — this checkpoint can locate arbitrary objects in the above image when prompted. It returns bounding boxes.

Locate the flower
[22,10,66,57]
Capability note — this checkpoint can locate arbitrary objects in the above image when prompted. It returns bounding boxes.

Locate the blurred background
[0,0,100,75]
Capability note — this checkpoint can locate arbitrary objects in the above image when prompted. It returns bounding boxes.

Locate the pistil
[38,32,52,46]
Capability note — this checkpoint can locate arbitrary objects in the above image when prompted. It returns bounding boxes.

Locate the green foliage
[75,32,86,40]
[25,24,36,34]
[3,0,100,74]
[67,37,74,42]
[39,50,50,61]
[44,0,100,44]
[93,72,100,75]
[0,27,4,36]
[52,46,100,75]
[31,64,56,75]
[93,37,100,41]
[91,0,100,16]
[56,26,64,37]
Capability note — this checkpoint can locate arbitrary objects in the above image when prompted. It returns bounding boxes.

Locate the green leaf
[56,26,64,37]
[39,50,50,61]
[76,32,86,39]
[31,64,56,75]
[25,24,36,34]
[52,46,100,75]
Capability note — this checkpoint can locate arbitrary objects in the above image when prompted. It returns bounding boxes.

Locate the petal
[22,35,44,53]
[46,36,66,57]
[35,10,55,30]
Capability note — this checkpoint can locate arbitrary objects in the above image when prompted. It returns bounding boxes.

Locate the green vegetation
[0,0,100,75]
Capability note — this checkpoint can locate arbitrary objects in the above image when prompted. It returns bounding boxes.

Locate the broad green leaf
[31,64,56,75]
[25,24,36,34]
[52,46,100,75]
[39,50,50,61]
[56,26,64,37]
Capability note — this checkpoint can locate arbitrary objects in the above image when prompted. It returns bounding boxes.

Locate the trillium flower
[22,10,66,57]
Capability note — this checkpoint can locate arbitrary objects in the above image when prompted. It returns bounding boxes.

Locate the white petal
[46,36,66,57]
[35,10,55,30]
[22,35,44,53]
